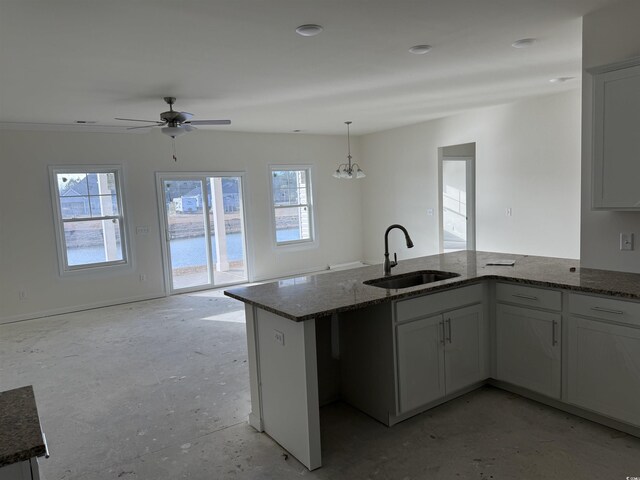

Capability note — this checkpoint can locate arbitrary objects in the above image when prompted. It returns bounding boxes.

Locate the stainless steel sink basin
[363,270,461,289]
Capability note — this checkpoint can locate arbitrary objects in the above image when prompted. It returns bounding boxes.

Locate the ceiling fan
[115,97,231,138]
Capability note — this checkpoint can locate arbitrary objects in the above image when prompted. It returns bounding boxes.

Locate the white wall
[580,0,640,273]
[360,90,582,264]
[0,129,363,322]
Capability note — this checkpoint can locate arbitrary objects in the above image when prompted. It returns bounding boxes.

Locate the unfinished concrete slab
[1,291,639,479]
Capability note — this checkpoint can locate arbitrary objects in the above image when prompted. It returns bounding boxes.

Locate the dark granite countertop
[0,386,46,467]
[224,251,640,322]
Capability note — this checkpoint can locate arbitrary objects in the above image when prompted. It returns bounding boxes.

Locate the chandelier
[333,121,365,179]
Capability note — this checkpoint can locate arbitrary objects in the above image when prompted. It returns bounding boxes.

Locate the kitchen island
[224,250,640,470]
[0,386,48,480]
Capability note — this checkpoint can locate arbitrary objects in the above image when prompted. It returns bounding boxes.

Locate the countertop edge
[0,385,47,468]
[0,445,47,468]
[224,272,640,322]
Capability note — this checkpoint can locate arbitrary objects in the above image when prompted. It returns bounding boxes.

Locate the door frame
[438,155,476,253]
[155,171,251,295]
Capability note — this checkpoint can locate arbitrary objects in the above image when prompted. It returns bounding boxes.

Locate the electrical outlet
[274,330,285,346]
[506,207,512,217]
[139,274,147,282]
[620,233,634,251]
[426,208,434,216]
[18,290,27,300]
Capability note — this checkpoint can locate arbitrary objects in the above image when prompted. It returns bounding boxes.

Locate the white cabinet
[396,303,486,414]
[445,304,486,393]
[590,58,640,210]
[496,304,561,398]
[396,314,446,412]
[495,286,562,399]
[567,294,640,426]
[0,459,40,480]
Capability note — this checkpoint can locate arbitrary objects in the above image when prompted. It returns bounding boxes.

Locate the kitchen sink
[363,270,461,289]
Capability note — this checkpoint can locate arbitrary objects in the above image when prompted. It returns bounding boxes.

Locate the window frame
[269,165,316,248]
[49,165,130,275]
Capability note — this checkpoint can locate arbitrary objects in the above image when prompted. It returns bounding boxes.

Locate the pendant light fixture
[333,121,365,179]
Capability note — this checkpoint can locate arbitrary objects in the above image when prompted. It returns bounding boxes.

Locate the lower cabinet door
[496,304,561,398]
[444,304,486,393]
[396,314,446,414]
[567,316,640,426]
[0,459,38,480]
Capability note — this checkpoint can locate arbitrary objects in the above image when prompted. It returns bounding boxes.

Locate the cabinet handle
[446,318,452,343]
[552,320,558,346]
[591,306,623,315]
[440,320,446,345]
[512,293,539,301]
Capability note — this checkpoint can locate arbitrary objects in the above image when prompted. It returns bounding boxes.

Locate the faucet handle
[390,252,398,269]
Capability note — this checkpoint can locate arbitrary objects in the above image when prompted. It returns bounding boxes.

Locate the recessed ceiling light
[295,24,324,37]
[75,120,97,124]
[550,77,575,83]
[511,38,536,49]
[409,45,432,55]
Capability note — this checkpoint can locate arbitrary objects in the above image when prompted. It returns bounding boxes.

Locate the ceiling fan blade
[179,111,194,120]
[186,120,231,126]
[115,117,164,124]
[126,125,155,130]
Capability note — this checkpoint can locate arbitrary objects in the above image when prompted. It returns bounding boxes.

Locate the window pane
[57,173,89,196]
[64,219,124,267]
[275,206,311,243]
[89,195,119,217]
[272,170,308,206]
[60,198,91,219]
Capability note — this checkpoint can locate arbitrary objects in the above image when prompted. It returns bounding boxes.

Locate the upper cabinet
[590,57,640,210]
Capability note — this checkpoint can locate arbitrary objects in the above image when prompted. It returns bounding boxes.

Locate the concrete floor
[1,291,639,479]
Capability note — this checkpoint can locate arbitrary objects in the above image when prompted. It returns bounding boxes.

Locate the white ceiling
[0,0,617,135]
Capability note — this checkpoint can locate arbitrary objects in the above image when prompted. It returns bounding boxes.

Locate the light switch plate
[274,330,285,346]
[620,233,634,251]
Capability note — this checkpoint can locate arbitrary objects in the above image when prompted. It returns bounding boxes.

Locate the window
[50,166,128,272]
[270,167,314,245]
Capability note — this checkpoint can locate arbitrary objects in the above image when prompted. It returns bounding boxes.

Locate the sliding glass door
[159,174,248,292]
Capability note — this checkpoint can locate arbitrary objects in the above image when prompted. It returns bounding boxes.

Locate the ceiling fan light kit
[161,126,187,138]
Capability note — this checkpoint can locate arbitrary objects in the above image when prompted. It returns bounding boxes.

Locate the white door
[440,157,475,252]
[496,304,561,398]
[396,315,446,413]
[157,173,249,293]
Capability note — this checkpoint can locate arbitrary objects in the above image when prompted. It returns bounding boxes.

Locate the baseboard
[488,379,640,438]
[0,293,166,325]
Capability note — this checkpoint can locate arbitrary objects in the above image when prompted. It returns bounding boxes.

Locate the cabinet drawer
[496,283,561,311]
[395,284,483,323]
[569,293,640,327]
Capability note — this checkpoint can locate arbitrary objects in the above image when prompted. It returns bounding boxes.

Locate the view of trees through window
[271,169,313,244]
[53,169,126,269]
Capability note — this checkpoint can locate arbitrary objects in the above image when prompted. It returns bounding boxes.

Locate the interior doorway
[157,173,249,293]
[439,144,476,253]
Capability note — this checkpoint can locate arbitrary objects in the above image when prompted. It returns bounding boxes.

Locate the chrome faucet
[383,224,414,276]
